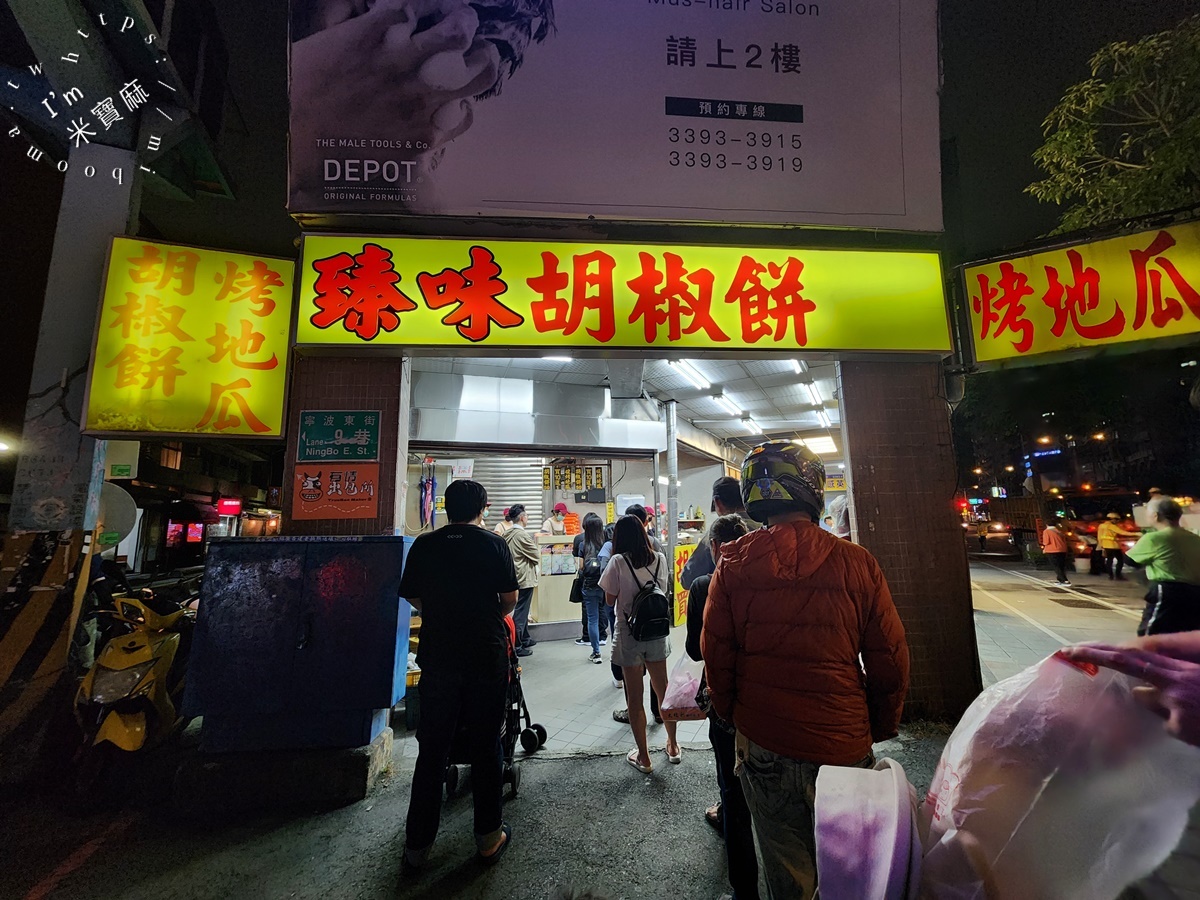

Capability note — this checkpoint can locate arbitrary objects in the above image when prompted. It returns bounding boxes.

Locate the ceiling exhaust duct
[606,360,646,399]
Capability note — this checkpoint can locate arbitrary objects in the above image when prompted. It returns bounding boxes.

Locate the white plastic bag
[919,651,1200,900]
[660,654,706,721]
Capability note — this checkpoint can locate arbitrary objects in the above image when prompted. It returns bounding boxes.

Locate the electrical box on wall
[575,489,606,503]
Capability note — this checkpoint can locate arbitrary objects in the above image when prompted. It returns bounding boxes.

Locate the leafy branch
[1026,14,1200,234]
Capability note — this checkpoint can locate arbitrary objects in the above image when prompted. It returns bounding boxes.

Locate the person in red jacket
[702,439,910,899]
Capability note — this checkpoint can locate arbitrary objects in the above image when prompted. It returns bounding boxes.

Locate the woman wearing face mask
[542,502,568,535]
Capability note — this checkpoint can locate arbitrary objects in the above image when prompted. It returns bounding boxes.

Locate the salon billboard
[287,0,941,231]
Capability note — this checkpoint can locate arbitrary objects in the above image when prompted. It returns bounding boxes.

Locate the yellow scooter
[73,591,194,798]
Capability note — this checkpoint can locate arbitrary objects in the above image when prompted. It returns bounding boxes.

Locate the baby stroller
[444,616,546,800]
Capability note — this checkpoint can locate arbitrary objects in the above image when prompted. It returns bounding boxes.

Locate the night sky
[0,0,1196,485]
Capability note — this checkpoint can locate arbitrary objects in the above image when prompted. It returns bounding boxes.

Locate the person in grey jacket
[502,504,540,656]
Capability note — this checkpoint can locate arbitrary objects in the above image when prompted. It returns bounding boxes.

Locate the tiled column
[838,359,981,720]
[282,357,407,535]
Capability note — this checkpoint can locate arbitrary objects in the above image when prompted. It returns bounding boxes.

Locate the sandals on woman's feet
[477,824,512,866]
[626,748,652,774]
[705,802,724,832]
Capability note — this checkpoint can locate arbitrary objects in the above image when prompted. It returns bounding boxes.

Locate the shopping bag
[660,655,706,721]
[919,650,1200,900]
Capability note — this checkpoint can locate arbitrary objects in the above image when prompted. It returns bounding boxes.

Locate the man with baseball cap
[680,476,759,590]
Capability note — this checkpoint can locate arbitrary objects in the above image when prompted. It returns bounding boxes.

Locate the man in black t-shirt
[400,479,520,872]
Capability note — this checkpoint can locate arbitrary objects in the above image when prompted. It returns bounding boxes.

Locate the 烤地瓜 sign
[964,221,1200,363]
[84,237,293,437]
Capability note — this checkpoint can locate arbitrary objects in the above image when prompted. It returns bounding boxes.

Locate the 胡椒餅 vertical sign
[964,221,1200,364]
[292,410,382,520]
[84,237,293,437]
[286,0,941,231]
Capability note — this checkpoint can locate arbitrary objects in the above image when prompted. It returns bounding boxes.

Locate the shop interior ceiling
[407,357,841,455]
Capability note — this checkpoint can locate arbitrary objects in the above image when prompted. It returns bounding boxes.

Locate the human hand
[1061,638,1200,748]
[290,0,502,204]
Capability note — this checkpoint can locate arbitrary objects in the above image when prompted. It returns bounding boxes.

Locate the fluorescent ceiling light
[803,436,839,455]
[817,410,832,429]
[837,464,845,470]
[542,355,573,362]
[744,417,765,434]
[790,359,806,374]
[670,359,710,390]
[805,382,823,407]
[714,394,743,417]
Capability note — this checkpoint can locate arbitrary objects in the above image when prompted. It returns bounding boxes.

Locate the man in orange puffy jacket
[702,440,910,899]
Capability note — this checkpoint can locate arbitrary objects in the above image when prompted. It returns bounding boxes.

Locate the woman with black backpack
[573,513,608,664]
[598,515,679,774]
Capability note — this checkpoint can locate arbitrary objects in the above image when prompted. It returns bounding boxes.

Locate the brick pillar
[838,359,981,721]
[282,357,407,535]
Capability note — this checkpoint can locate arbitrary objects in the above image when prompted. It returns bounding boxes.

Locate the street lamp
[973,467,983,475]
[1037,436,1052,445]
[0,441,10,452]
[1092,432,1106,441]
[1004,465,1015,472]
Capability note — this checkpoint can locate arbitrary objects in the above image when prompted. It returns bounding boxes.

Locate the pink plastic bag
[660,655,706,721]
[919,650,1200,900]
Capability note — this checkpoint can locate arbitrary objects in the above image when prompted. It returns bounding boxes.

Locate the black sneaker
[515,647,533,657]
[590,652,602,664]
[574,638,589,646]
[523,639,538,648]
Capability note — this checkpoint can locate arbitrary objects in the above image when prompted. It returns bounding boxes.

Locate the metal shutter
[466,456,546,523]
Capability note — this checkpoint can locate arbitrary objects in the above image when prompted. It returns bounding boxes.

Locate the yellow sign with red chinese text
[292,463,380,520]
[673,544,693,628]
[85,237,293,437]
[295,236,949,353]
[964,221,1200,363]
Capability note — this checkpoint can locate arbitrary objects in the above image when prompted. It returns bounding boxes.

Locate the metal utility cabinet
[184,536,413,752]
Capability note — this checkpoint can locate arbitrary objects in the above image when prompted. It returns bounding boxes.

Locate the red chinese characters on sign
[106,345,187,395]
[206,320,280,370]
[195,379,272,433]
[971,263,1034,354]
[418,246,524,342]
[627,251,729,343]
[127,244,200,296]
[213,259,285,317]
[310,243,419,340]
[1041,249,1125,341]
[528,250,618,342]
[1130,231,1200,330]
[110,293,194,342]
[724,256,816,345]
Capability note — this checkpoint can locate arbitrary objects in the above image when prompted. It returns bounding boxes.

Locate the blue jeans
[582,585,604,654]
[738,735,873,899]
[404,667,507,860]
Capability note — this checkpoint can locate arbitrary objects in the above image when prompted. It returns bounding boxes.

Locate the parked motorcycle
[73,590,194,799]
